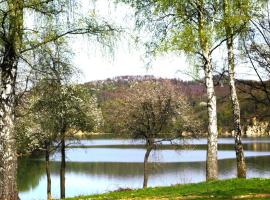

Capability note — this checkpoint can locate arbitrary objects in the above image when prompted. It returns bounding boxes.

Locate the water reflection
[73,137,270,146]
[50,148,270,163]
[18,138,270,200]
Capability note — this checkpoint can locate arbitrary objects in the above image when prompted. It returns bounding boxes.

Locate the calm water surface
[18,137,270,200]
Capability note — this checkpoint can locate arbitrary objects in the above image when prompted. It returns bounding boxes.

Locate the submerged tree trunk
[143,146,152,188]
[45,143,52,200]
[204,58,219,181]
[0,49,19,200]
[60,137,66,199]
[226,35,247,178]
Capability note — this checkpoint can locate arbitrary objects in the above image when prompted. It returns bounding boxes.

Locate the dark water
[18,137,270,200]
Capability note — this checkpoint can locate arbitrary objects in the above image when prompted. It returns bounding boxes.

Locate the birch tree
[221,0,249,179]
[0,1,116,199]
[220,0,265,178]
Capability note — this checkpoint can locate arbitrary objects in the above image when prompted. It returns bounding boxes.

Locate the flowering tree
[15,40,94,200]
[109,80,201,188]
[15,82,94,200]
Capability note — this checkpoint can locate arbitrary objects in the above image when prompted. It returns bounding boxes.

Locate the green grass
[65,178,270,200]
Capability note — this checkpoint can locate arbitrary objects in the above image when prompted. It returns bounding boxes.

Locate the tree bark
[143,146,152,188]
[197,3,219,181]
[60,137,66,199]
[0,71,18,200]
[204,59,219,181]
[223,0,246,179]
[0,1,23,199]
[0,49,19,200]
[226,35,247,178]
[45,143,52,200]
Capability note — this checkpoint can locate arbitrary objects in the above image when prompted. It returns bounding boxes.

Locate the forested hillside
[84,75,270,136]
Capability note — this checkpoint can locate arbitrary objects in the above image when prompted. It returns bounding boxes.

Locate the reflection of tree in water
[245,143,270,152]
[62,162,206,178]
[218,156,270,178]
[214,143,270,151]
[246,156,270,172]
[17,159,45,192]
[17,158,61,192]
[17,153,270,193]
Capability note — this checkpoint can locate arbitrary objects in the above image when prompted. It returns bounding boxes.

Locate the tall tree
[0,1,116,199]
[15,40,94,199]
[221,0,249,178]
[119,0,223,180]
[221,0,265,178]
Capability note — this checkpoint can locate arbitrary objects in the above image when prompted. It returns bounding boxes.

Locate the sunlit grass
[65,178,270,200]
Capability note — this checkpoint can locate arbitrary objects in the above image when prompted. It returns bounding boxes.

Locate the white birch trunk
[227,35,247,178]
[0,59,18,200]
[223,0,247,178]
[0,1,23,198]
[204,56,219,181]
[197,2,219,181]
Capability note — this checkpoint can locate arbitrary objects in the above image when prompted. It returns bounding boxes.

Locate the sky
[69,0,192,83]
[69,0,259,83]
[71,36,192,82]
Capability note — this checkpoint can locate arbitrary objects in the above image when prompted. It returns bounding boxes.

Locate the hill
[84,75,270,136]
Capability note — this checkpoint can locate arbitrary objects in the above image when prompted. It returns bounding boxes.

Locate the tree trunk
[60,137,66,199]
[197,3,219,181]
[45,143,52,200]
[204,58,219,181]
[0,78,18,200]
[143,146,152,188]
[0,52,19,200]
[226,35,247,178]
[223,0,246,179]
[0,1,23,198]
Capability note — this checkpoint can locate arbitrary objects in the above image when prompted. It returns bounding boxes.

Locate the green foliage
[173,25,197,53]
[33,83,94,134]
[15,40,95,154]
[118,0,221,58]
[216,0,261,40]
[15,83,95,155]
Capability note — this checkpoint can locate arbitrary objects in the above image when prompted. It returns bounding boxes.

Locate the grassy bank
[65,178,270,200]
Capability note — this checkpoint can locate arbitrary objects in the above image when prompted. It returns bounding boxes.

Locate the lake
[18,137,270,200]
